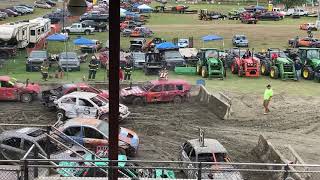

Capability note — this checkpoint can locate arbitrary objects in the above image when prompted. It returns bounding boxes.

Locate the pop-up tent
[155,42,178,50]
[201,35,224,48]
[73,37,94,46]
[46,33,68,42]
[137,4,153,13]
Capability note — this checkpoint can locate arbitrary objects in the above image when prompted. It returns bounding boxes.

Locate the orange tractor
[231,49,260,77]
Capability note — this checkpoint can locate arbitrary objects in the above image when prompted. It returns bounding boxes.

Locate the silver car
[179,138,244,179]
[59,52,80,71]
[132,52,146,69]
[54,91,130,121]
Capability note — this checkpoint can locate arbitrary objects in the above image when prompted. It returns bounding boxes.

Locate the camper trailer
[0,21,30,49]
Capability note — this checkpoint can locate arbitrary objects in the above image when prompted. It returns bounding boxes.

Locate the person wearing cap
[88,56,99,80]
[263,84,273,115]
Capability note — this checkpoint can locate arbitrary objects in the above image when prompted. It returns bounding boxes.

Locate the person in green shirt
[263,84,273,115]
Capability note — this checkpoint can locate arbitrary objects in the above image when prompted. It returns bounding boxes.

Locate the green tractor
[295,47,320,82]
[196,48,225,79]
[257,48,296,80]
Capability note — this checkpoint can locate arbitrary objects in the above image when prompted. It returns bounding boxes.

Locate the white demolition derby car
[54,92,130,121]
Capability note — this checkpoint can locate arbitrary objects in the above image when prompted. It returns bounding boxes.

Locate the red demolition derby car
[0,76,40,103]
[120,79,191,105]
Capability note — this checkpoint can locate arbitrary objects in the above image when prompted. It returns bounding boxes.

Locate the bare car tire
[21,93,32,103]
[99,114,109,121]
[132,97,144,105]
[56,109,67,121]
[173,96,182,104]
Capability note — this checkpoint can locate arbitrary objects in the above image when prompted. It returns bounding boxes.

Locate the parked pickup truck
[63,23,95,35]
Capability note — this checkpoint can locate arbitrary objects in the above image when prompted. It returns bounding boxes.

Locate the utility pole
[108,0,120,179]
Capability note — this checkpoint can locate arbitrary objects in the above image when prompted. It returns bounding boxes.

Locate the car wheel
[98,28,103,32]
[173,96,182,104]
[85,30,90,35]
[21,93,32,103]
[99,114,109,121]
[56,109,67,121]
[132,97,144,105]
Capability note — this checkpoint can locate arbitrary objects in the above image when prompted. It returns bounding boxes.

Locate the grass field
[0,3,319,96]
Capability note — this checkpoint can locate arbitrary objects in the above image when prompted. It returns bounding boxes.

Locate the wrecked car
[0,76,40,103]
[56,118,139,157]
[120,79,191,105]
[54,92,130,121]
[41,83,109,109]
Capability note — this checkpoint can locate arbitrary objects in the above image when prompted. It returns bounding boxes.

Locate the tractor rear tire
[270,66,279,79]
[201,66,208,78]
[231,62,238,74]
[302,66,314,80]
[132,97,144,106]
[261,61,270,75]
[196,64,202,75]
[238,67,244,77]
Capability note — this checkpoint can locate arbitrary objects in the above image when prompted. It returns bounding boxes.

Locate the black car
[0,9,19,17]
[45,0,56,6]
[43,13,63,24]
[81,20,108,32]
[256,12,281,21]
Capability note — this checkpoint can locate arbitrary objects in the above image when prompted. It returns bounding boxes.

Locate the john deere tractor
[257,48,296,80]
[196,48,225,79]
[295,47,320,82]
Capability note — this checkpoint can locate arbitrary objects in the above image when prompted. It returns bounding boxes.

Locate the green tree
[275,0,308,9]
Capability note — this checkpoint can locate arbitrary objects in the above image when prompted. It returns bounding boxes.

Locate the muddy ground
[0,91,319,179]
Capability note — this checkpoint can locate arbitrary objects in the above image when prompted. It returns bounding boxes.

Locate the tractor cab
[196,48,225,79]
[296,47,320,80]
[143,52,164,75]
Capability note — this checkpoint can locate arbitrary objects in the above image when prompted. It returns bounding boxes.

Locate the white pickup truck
[63,23,95,35]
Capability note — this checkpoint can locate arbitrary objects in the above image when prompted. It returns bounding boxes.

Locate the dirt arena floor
[0,91,319,179]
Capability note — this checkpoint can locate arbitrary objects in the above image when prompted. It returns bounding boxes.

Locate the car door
[63,126,83,145]
[162,84,177,102]
[76,98,98,118]
[60,97,77,118]
[147,84,163,102]
[83,127,108,151]
[180,143,196,178]
[0,80,18,101]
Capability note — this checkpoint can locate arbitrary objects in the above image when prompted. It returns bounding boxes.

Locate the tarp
[156,42,178,50]
[137,4,153,10]
[133,3,140,8]
[120,8,127,13]
[202,35,223,42]
[73,37,94,45]
[120,11,126,17]
[179,48,198,58]
[46,33,68,42]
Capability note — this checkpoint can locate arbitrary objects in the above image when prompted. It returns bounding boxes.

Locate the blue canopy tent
[156,42,179,50]
[73,37,94,46]
[201,35,224,48]
[46,33,68,42]
[137,4,153,13]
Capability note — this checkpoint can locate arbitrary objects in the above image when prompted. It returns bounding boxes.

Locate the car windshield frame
[141,81,153,91]
[60,52,77,59]
[90,95,108,107]
[306,49,320,59]
[164,51,182,59]
[30,51,47,59]
[97,121,109,135]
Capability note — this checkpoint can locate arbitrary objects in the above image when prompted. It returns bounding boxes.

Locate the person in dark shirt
[294,59,302,81]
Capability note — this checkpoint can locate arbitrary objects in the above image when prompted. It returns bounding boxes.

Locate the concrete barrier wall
[195,85,231,120]
[252,135,309,180]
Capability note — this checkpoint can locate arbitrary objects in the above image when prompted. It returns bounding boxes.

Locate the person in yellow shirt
[263,84,273,115]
